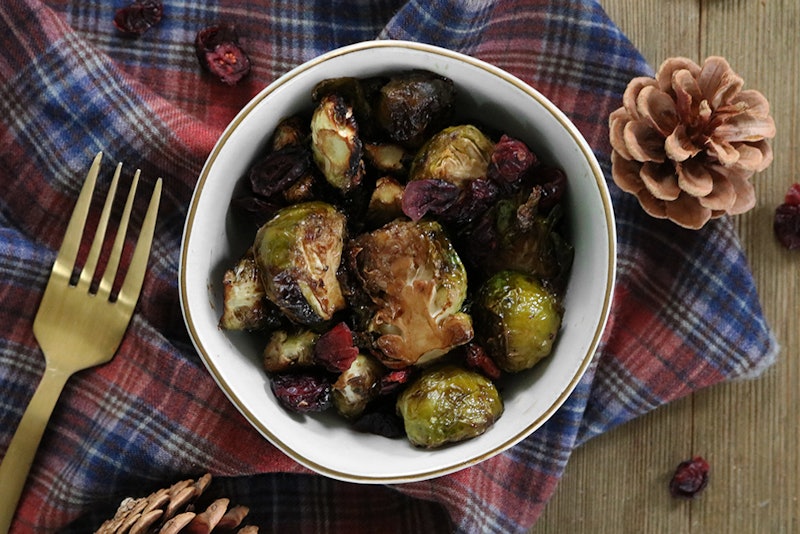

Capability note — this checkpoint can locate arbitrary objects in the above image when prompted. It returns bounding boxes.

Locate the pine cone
[609,56,775,229]
[96,474,258,534]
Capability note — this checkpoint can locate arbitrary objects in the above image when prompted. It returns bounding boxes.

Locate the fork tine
[114,177,162,309]
[77,162,122,290]
[51,152,103,283]
[95,168,140,299]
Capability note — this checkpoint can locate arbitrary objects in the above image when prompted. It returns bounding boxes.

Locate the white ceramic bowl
[180,40,616,483]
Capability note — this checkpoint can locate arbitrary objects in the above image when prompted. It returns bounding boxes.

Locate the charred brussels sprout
[409,124,494,186]
[365,176,405,228]
[219,248,282,331]
[474,270,563,373]
[348,219,473,369]
[467,185,573,287]
[254,201,347,325]
[311,93,365,193]
[332,353,386,419]
[396,365,503,448]
[363,142,410,174]
[270,115,308,151]
[377,70,455,147]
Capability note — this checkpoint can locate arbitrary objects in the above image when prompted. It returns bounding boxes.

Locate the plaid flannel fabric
[0,0,778,532]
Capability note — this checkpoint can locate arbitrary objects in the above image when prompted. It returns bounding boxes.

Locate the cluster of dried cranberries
[113,1,251,85]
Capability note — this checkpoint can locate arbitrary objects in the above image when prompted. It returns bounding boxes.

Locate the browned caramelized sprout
[365,176,405,228]
[473,270,563,372]
[310,93,365,193]
[253,201,347,325]
[363,142,410,174]
[347,219,473,369]
[396,364,503,448]
[270,115,308,151]
[219,249,270,331]
[332,353,386,419]
[376,70,455,147]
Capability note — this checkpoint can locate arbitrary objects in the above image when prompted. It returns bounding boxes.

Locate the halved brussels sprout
[310,93,365,193]
[474,270,563,373]
[408,124,494,186]
[365,176,405,228]
[396,364,503,448]
[253,201,347,325]
[347,219,473,368]
[363,142,410,174]
[219,249,275,331]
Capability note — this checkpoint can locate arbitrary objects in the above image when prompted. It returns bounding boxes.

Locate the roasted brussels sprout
[332,353,386,419]
[263,328,319,373]
[466,185,573,285]
[408,124,494,186]
[376,70,455,147]
[253,201,347,325]
[347,219,473,369]
[310,93,365,193]
[396,364,503,448]
[365,176,405,228]
[270,115,308,151]
[473,270,563,373]
[219,249,277,331]
[363,142,410,174]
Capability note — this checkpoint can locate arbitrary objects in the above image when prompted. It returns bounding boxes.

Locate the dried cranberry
[249,145,312,199]
[195,25,251,85]
[113,0,163,36]
[535,167,568,213]
[785,182,800,206]
[352,410,405,438]
[401,177,498,225]
[270,372,332,413]
[352,396,406,438]
[669,456,710,498]
[463,343,501,380]
[314,322,359,373]
[441,178,500,225]
[775,183,800,250]
[378,369,414,395]
[401,179,460,221]
[488,135,537,186]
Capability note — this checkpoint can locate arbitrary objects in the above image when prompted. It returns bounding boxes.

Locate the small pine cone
[95,473,258,534]
[610,56,775,229]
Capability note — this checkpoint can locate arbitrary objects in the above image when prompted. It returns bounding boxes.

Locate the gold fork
[0,153,162,532]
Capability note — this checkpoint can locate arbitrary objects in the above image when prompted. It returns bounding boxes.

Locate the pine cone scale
[96,474,257,534]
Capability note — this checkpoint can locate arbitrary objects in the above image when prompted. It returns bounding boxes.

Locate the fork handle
[0,366,71,533]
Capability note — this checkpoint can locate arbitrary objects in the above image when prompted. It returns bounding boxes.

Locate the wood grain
[531,1,800,532]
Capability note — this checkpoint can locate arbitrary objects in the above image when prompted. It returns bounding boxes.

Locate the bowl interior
[180,41,616,483]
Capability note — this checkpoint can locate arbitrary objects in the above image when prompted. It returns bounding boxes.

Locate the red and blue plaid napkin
[0,0,778,532]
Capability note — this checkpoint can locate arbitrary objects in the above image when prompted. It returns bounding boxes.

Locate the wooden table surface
[532,1,800,532]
